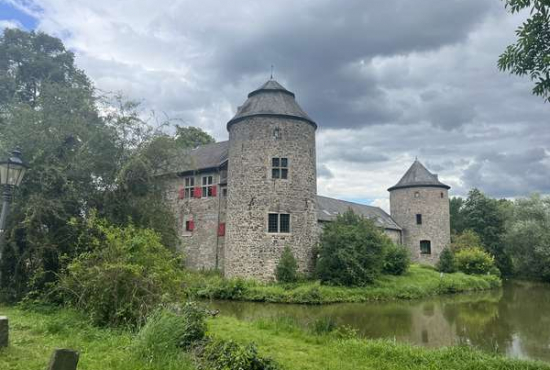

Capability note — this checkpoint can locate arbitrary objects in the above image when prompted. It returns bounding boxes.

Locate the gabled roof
[161,141,229,175]
[227,79,316,129]
[388,159,450,191]
[316,195,401,230]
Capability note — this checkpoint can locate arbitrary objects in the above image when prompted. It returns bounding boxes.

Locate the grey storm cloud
[15,0,550,201]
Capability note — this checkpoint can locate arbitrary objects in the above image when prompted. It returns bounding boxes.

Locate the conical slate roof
[227,79,317,130]
[388,159,450,191]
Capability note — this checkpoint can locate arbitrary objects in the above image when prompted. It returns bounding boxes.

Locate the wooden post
[47,349,79,370]
[0,316,8,348]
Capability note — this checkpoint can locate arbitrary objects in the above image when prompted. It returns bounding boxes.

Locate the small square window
[272,168,280,179]
[420,240,431,254]
[272,157,288,179]
[281,169,288,179]
[272,158,280,167]
[281,158,288,167]
[416,214,422,225]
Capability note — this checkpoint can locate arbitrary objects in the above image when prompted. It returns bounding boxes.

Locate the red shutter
[218,222,225,236]
[178,187,185,199]
[194,187,202,198]
[188,220,195,231]
[211,185,217,197]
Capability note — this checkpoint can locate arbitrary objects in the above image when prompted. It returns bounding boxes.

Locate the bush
[455,247,496,275]
[382,244,410,275]
[437,248,457,273]
[57,215,185,327]
[316,209,388,286]
[275,246,298,283]
[199,338,280,370]
[451,230,483,252]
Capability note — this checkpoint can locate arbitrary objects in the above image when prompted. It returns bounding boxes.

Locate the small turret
[388,160,451,264]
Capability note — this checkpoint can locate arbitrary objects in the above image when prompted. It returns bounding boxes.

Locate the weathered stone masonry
[161,79,451,280]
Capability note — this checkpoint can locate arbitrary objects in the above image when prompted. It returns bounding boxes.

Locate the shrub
[275,246,298,283]
[451,230,483,252]
[382,244,410,275]
[57,215,185,327]
[437,248,457,273]
[199,338,280,370]
[455,247,496,275]
[316,209,388,286]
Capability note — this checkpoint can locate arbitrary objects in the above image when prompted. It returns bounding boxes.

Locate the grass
[0,305,195,370]
[209,315,550,370]
[190,264,502,304]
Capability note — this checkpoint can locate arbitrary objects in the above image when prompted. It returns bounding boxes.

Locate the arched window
[420,240,431,254]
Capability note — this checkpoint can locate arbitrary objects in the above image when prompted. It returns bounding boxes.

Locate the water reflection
[210,281,550,362]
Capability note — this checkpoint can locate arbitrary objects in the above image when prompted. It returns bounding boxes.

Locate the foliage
[498,0,550,102]
[0,29,182,301]
[505,194,550,282]
[455,247,496,275]
[437,248,457,273]
[275,246,298,283]
[316,209,389,286]
[449,197,466,234]
[175,125,215,149]
[382,244,410,275]
[199,338,280,370]
[457,189,513,276]
[57,215,185,327]
[190,265,500,304]
[133,303,207,363]
[451,230,483,252]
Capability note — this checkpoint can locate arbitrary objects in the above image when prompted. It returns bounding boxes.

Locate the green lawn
[209,315,549,370]
[191,264,502,304]
[0,305,195,370]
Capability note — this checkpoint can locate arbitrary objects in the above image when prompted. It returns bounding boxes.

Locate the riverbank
[0,305,195,370]
[209,315,549,370]
[1,304,547,370]
[189,264,501,304]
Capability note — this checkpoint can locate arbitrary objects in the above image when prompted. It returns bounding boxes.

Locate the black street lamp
[0,149,28,271]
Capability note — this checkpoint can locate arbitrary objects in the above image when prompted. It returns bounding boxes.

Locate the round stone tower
[388,160,451,265]
[224,79,318,280]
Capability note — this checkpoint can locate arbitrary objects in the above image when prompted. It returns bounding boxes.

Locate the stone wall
[389,187,450,264]
[224,116,318,280]
[163,172,226,271]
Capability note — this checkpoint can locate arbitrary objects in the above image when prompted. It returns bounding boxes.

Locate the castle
[162,79,451,280]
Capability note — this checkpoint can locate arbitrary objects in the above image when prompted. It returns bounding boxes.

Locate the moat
[210,281,550,362]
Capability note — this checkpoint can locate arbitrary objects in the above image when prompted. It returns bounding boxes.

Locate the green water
[210,281,550,362]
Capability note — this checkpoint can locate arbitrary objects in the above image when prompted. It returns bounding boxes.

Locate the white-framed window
[272,157,288,179]
[184,176,195,198]
[202,175,214,197]
[268,213,290,233]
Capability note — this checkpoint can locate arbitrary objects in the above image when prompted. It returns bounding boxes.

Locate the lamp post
[0,149,28,273]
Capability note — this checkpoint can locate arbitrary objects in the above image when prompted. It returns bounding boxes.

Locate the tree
[175,126,215,149]
[437,248,457,273]
[505,193,550,282]
[498,0,550,102]
[275,246,298,283]
[382,244,410,276]
[316,209,389,286]
[451,230,484,252]
[460,189,513,275]
[449,197,466,234]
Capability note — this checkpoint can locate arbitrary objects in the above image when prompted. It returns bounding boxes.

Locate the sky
[1,0,549,211]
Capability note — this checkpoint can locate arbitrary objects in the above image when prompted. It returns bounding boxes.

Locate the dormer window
[272,157,288,179]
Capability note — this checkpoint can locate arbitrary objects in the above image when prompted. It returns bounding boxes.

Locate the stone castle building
[161,79,450,279]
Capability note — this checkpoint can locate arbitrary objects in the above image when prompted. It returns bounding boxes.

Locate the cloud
[7,0,550,203]
[0,19,22,29]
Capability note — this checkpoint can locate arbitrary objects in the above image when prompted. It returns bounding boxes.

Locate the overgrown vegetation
[316,209,392,286]
[437,248,457,273]
[455,247,496,275]
[275,246,298,283]
[191,264,501,304]
[382,243,410,275]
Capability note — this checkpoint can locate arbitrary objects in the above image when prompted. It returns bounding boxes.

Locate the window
[202,175,214,197]
[415,192,420,198]
[420,240,431,254]
[222,187,228,197]
[185,220,194,232]
[268,213,290,233]
[218,223,226,236]
[183,176,194,198]
[416,214,422,225]
[440,192,444,198]
[272,157,288,179]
